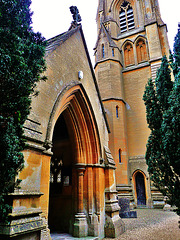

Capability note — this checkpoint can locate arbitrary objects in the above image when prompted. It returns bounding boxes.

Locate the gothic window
[119,1,135,33]
[50,157,63,184]
[116,105,119,118]
[136,39,148,63]
[112,48,115,57]
[119,149,122,163]
[102,44,105,58]
[124,42,134,66]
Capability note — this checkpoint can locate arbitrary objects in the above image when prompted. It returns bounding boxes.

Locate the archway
[48,112,74,233]
[47,85,101,237]
[135,172,146,205]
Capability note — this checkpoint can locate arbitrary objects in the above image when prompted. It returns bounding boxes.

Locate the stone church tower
[94,0,170,207]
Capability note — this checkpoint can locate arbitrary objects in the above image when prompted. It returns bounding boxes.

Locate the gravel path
[104,209,180,240]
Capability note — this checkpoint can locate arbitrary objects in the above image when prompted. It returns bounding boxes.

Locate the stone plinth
[0,208,45,239]
[73,213,88,238]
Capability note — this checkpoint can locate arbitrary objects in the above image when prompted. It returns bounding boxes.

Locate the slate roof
[94,23,118,50]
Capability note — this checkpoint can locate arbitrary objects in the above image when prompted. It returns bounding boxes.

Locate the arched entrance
[47,85,101,237]
[48,113,74,233]
[135,172,146,206]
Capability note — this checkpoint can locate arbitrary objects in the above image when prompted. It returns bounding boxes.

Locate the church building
[0,1,170,239]
[94,0,169,208]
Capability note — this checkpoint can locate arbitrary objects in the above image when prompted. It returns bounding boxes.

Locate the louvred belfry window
[119,1,135,33]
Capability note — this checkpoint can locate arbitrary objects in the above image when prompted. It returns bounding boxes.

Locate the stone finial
[70,6,82,25]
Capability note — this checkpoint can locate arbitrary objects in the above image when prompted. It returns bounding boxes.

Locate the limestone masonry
[0,1,170,239]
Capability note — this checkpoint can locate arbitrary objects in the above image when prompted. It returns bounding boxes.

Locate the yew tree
[143,25,180,215]
[0,0,46,222]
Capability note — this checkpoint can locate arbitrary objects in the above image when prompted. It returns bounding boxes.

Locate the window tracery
[119,1,135,33]
[50,157,63,184]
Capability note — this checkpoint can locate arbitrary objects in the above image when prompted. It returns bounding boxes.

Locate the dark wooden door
[135,172,146,205]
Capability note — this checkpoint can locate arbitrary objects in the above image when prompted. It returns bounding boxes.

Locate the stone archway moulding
[45,81,101,165]
[45,82,105,237]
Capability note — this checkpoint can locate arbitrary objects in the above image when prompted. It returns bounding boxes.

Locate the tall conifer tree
[143,56,173,196]
[0,0,46,222]
[161,25,180,215]
[143,25,180,215]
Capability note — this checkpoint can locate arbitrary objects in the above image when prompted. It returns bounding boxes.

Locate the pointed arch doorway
[135,171,146,206]
[48,112,74,233]
[47,85,101,237]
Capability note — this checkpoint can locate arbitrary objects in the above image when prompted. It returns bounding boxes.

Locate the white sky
[31,0,179,64]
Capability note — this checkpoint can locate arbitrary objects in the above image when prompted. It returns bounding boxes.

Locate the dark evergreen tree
[143,56,174,196]
[0,0,46,222]
[162,72,180,215]
[143,25,180,215]
[172,24,180,76]
[161,25,180,215]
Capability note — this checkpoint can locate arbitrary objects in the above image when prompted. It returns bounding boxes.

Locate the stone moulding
[23,117,43,143]
[0,215,45,238]
[0,204,45,238]
[8,190,44,197]
[104,146,116,168]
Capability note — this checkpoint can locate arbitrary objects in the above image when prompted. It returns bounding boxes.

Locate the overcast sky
[31,0,179,64]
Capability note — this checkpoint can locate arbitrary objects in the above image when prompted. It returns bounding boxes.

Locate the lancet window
[119,149,122,163]
[116,105,119,118]
[102,44,105,58]
[136,39,148,63]
[112,48,115,57]
[124,42,134,66]
[119,1,135,33]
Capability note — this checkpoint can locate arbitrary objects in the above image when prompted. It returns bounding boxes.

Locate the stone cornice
[122,62,150,73]
[94,58,123,69]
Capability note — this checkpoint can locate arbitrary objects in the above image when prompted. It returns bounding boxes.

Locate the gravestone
[118,198,137,218]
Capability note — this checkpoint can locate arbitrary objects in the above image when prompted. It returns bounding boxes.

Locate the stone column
[104,147,125,238]
[73,165,88,237]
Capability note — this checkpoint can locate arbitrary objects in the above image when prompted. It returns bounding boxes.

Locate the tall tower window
[119,149,122,163]
[112,48,115,57]
[102,44,105,58]
[136,39,148,63]
[124,42,134,66]
[119,1,135,33]
[116,106,119,118]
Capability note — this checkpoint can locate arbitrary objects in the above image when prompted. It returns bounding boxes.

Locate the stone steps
[136,205,148,209]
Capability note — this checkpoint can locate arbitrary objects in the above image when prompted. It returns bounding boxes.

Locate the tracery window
[124,42,135,66]
[119,1,135,33]
[136,39,148,63]
[50,157,63,184]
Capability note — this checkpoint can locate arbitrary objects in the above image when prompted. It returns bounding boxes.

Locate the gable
[26,26,109,144]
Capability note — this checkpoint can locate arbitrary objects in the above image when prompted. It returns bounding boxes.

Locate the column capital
[74,163,86,173]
